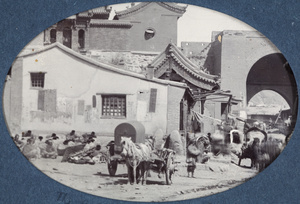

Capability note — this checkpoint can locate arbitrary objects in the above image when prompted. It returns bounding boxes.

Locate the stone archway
[246,53,298,125]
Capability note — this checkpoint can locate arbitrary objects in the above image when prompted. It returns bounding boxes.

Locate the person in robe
[22,138,40,160]
[41,139,58,159]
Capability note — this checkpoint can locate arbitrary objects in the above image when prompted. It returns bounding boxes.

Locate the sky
[109,2,254,44]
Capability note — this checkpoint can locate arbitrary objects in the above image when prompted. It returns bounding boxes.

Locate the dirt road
[31,151,257,202]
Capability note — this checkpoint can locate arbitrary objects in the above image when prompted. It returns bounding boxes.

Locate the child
[187,157,196,178]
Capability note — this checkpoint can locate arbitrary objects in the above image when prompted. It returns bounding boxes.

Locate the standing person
[186,157,196,178]
[251,138,260,170]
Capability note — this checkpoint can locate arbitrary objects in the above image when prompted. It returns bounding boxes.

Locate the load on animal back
[186,133,210,163]
[167,130,184,155]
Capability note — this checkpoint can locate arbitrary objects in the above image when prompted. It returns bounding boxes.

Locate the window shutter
[38,89,56,112]
[78,100,85,115]
[92,95,96,108]
[149,88,157,112]
[44,89,57,112]
[38,90,45,111]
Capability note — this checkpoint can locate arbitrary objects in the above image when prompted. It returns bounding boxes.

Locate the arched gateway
[246,53,298,113]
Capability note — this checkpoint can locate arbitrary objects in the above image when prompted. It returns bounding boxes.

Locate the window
[78,29,85,48]
[221,103,228,115]
[78,100,85,115]
[63,27,72,48]
[144,28,155,40]
[30,72,45,88]
[149,88,157,112]
[50,29,57,43]
[102,95,126,117]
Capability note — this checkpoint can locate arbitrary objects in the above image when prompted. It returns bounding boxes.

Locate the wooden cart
[105,121,176,185]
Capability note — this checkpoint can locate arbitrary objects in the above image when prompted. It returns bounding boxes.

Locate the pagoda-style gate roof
[148,43,219,91]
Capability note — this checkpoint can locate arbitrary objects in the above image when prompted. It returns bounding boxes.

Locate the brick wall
[121,3,180,52]
[89,51,157,73]
[220,30,280,101]
[181,42,210,57]
[88,27,131,51]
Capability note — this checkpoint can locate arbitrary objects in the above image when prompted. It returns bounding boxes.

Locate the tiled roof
[149,43,218,86]
[78,7,110,18]
[89,19,133,27]
[247,105,289,116]
[18,43,187,89]
[115,2,187,19]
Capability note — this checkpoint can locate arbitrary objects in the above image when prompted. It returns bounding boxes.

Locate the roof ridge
[78,7,110,17]
[18,42,187,88]
[148,43,218,86]
[115,2,151,18]
[157,2,187,13]
[89,19,133,27]
[115,2,186,19]
[168,44,218,81]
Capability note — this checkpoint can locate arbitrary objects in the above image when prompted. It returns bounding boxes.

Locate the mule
[238,138,260,168]
[120,136,154,185]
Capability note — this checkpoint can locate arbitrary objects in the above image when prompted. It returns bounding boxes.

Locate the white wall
[17,46,182,135]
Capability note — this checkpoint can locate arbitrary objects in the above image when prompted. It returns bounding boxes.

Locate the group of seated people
[13,131,59,161]
[13,130,101,164]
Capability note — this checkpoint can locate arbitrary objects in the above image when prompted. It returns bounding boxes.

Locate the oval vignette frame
[0,0,298,204]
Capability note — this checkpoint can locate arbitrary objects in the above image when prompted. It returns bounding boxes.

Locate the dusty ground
[29,135,258,202]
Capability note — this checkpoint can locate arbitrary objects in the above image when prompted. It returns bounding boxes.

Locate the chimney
[147,65,154,79]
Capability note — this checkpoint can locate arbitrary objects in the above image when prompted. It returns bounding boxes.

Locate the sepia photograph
[1,1,299,203]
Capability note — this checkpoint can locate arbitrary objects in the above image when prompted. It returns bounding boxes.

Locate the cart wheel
[108,160,118,176]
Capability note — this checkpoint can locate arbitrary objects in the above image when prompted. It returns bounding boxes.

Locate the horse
[120,136,154,185]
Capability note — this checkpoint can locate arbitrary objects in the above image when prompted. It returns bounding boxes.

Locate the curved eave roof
[149,43,218,84]
[17,43,187,89]
[116,2,186,19]
[78,7,110,17]
[158,2,187,14]
[89,19,133,28]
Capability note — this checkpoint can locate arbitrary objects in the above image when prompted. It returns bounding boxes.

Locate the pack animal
[120,136,154,185]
